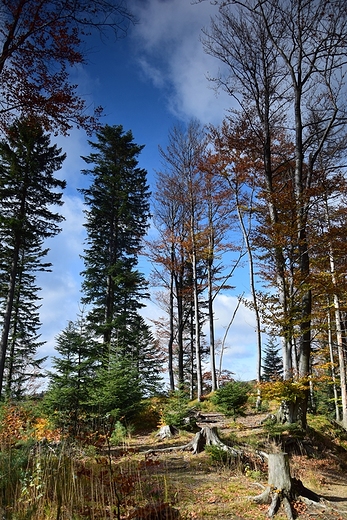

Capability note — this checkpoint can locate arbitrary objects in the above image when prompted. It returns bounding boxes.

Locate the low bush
[211,381,251,420]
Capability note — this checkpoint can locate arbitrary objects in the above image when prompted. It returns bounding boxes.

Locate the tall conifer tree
[80,124,151,365]
[0,118,66,397]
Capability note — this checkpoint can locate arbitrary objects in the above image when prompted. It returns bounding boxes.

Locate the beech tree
[0,118,66,397]
[0,0,133,135]
[151,121,237,397]
[152,122,208,397]
[203,0,347,428]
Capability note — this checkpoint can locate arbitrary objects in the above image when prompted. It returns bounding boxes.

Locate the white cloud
[131,0,231,124]
[29,0,247,386]
[140,292,259,382]
[36,192,86,363]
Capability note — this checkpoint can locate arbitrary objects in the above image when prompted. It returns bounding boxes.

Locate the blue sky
[35,0,260,384]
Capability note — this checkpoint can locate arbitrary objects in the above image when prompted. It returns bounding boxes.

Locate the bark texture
[252,452,321,519]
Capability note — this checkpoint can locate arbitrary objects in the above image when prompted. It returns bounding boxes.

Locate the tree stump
[148,426,242,458]
[156,425,179,440]
[252,453,294,519]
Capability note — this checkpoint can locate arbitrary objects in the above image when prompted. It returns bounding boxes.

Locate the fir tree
[91,357,143,425]
[79,124,151,363]
[0,118,66,396]
[129,315,164,397]
[45,314,99,434]
[262,338,283,382]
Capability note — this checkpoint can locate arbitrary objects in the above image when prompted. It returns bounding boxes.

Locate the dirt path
[128,412,347,519]
[195,411,347,518]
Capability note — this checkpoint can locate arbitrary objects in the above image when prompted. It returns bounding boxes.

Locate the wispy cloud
[31,0,252,385]
[140,293,259,382]
[131,0,230,124]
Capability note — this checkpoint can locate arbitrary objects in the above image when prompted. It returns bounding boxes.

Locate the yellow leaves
[0,403,61,446]
[259,378,310,403]
[31,417,61,442]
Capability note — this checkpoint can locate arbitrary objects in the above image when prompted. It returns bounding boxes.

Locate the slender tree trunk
[192,244,202,401]
[206,193,217,391]
[234,184,262,404]
[5,281,22,398]
[207,254,217,391]
[218,295,243,388]
[0,252,19,397]
[325,201,347,426]
[327,304,341,422]
[168,268,175,391]
[175,272,184,388]
[327,252,347,427]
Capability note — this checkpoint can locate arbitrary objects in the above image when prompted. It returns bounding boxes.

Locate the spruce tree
[79,124,151,363]
[129,315,164,397]
[262,338,283,382]
[0,118,66,396]
[45,315,99,434]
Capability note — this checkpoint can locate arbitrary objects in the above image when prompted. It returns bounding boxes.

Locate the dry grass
[1,411,347,519]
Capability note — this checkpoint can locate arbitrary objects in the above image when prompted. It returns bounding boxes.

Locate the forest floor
[122,411,347,520]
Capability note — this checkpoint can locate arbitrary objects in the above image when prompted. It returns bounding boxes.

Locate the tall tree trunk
[327,305,341,422]
[5,276,22,399]
[234,184,262,395]
[207,252,217,391]
[192,244,202,401]
[168,268,175,391]
[175,271,184,388]
[325,201,347,426]
[218,295,243,388]
[0,252,19,397]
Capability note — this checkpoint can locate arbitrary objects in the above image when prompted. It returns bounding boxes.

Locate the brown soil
[126,412,347,519]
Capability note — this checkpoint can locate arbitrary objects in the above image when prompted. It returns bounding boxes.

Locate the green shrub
[211,381,250,420]
[161,391,197,430]
[110,421,134,446]
[205,445,235,467]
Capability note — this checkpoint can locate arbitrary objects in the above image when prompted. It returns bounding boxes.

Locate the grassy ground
[1,408,347,519]
[118,411,347,519]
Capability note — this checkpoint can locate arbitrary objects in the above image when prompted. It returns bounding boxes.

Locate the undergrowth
[0,400,346,519]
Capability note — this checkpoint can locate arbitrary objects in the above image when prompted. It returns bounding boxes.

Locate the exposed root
[147,426,242,457]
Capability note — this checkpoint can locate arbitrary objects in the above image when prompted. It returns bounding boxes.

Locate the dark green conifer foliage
[45,315,99,435]
[92,357,143,424]
[0,118,66,397]
[129,315,164,397]
[4,266,46,399]
[79,124,151,361]
[262,338,283,382]
[211,380,250,420]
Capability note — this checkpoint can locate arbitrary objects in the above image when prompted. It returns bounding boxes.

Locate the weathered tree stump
[184,426,242,455]
[156,425,179,440]
[251,451,326,519]
[252,453,294,519]
[148,425,242,457]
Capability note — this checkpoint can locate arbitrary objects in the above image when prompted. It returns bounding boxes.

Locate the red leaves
[0,0,108,135]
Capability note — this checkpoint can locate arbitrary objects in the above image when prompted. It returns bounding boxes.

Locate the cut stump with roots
[148,425,242,457]
[252,452,321,519]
